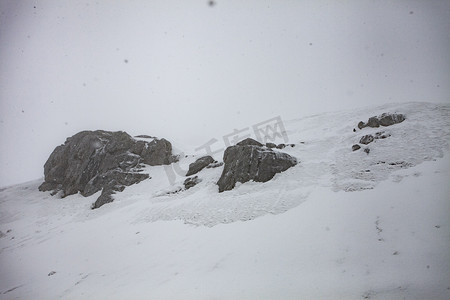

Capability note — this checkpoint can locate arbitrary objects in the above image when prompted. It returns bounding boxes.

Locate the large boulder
[39,130,176,208]
[186,156,215,176]
[358,113,405,129]
[217,138,297,192]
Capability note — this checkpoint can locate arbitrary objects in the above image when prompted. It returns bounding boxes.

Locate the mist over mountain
[1,1,449,298]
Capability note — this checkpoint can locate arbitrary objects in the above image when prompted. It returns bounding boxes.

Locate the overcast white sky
[0,0,449,186]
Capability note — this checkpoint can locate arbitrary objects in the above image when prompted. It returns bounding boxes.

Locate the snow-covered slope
[1,102,449,299]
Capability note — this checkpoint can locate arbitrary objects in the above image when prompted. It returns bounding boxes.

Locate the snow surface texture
[1,102,449,299]
[118,102,448,227]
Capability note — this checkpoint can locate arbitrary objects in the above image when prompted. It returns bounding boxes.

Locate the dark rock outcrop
[186,156,215,176]
[266,142,294,149]
[39,130,176,208]
[236,138,263,147]
[91,188,118,209]
[374,131,391,139]
[217,138,297,192]
[132,137,174,166]
[358,113,405,129]
[184,176,201,190]
[352,144,361,151]
[360,135,375,145]
[359,131,392,146]
[367,116,380,128]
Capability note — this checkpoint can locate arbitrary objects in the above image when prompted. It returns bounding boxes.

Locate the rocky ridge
[39,130,176,208]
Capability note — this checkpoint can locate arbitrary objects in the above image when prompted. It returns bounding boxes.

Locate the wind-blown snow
[1,102,449,299]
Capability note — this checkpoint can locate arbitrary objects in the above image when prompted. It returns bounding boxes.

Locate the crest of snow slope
[0,102,449,299]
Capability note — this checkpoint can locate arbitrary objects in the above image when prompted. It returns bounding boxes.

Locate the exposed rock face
[92,188,119,209]
[184,176,201,190]
[217,138,297,192]
[186,156,215,176]
[374,131,391,139]
[237,138,263,147]
[367,117,380,128]
[359,131,392,146]
[132,137,174,166]
[266,142,295,149]
[358,113,405,129]
[360,135,375,145]
[39,130,176,208]
[379,113,405,126]
[352,144,361,151]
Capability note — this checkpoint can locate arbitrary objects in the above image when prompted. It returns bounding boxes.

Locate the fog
[1,0,449,186]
